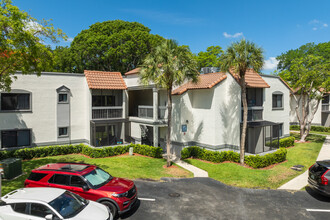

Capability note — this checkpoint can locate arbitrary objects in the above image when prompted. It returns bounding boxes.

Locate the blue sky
[14,0,330,73]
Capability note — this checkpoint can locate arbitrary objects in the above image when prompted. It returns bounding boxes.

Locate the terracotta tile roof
[84,70,127,90]
[229,68,270,88]
[125,68,140,76]
[172,72,227,95]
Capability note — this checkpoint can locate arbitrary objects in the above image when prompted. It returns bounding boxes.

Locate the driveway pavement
[121,178,330,220]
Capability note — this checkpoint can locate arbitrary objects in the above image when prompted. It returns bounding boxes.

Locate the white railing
[92,106,123,119]
[138,105,167,119]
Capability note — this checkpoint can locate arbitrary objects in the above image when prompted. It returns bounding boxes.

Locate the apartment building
[0,69,292,155]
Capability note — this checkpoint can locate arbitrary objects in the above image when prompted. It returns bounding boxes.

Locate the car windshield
[83,168,112,188]
[49,191,88,218]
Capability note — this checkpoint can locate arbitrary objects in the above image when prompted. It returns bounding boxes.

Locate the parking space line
[139,197,156,201]
[306,209,330,212]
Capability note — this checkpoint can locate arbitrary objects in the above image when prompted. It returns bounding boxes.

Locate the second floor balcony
[242,107,263,122]
[92,106,123,119]
[138,105,167,120]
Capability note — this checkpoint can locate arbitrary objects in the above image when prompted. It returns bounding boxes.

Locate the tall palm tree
[140,39,199,167]
[221,39,264,165]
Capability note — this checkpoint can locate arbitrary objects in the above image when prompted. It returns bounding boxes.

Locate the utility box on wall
[0,158,22,180]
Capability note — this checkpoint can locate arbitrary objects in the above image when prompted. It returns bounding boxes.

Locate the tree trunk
[299,93,307,142]
[166,88,173,167]
[240,76,247,165]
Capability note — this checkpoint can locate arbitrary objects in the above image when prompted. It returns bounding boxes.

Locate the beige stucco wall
[0,73,90,147]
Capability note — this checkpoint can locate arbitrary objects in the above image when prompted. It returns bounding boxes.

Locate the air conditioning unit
[0,158,22,180]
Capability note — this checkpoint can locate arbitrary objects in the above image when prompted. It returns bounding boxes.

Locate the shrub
[290,125,330,133]
[181,146,287,169]
[0,144,163,160]
[279,136,295,148]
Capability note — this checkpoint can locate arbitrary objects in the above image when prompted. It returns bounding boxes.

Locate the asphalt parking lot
[120,178,330,220]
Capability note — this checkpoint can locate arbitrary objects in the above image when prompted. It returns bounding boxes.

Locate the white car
[0,187,113,220]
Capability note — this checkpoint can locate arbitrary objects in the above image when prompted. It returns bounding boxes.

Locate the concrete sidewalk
[278,135,330,191]
[173,158,209,177]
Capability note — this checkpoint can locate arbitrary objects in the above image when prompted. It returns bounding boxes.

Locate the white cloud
[66,37,74,42]
[223,32,243,38]
[24,20,42,32]
[308,19,328,30]
[263,57,279,71]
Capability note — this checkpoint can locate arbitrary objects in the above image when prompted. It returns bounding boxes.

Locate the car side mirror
[82,185,90,191]
[45,214,53,220]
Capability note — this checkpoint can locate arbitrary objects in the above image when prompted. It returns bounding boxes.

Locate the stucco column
[153,88,158,121]
[153,126,159,147]
[122,90,127,118]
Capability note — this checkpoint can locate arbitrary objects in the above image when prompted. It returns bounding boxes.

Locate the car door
[29,203,60,220]
[69,175,97,201]
[0,203,30,220]
[48,174,71,191]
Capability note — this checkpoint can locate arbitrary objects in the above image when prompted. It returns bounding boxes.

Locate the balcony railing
[138,105,167,119]
[242,107,263,121]
[322,103,329,112]
[92,106,123,119]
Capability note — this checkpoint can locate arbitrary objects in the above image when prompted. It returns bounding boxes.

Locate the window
[272,93,283,109]
[92,95,115,107]
[49,174,69,185]
[58,93,68,103]
[1,129,30,148]
[70,176,87,188]
[30,203,53,218]
[59,127,68,137]
[1,93,30,111]
[27,172,48,181]
[11,203,28,214]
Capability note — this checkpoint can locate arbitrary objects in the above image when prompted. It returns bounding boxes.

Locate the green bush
[181,146,287,169]
[0,144,163,160]
[290,125,330,132]
[279,136,295,148]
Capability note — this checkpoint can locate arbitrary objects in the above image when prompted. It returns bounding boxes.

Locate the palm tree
[221,39,264,165]
[140,39,199,167]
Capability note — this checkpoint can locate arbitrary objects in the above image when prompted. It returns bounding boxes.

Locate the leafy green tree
[277,42,330,71]
[0,0,66,91]
[51,46,75,72]
[195,46,223,70]
[279,54,330,141]
[69,20,164,73]
[140,39,199,167]
[221,39,264,165]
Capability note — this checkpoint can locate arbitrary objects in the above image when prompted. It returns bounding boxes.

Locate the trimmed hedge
[181,146,287,169]
[279,136,295,148]
[290,125,330,133]
[0,144,163,161]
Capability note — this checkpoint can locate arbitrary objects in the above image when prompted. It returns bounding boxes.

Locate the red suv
[24,162,137,217]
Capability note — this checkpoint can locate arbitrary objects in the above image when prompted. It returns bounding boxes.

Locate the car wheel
[101,201,118,218]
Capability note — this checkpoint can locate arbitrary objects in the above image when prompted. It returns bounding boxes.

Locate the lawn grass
[185,134,325,189]
[1,154,192,196]
[290,130,330,136]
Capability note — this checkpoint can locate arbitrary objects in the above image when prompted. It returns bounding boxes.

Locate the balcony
[92,106,123,119]
[322,103,329,112]
[242,107,263,121]
[138,105,167,120]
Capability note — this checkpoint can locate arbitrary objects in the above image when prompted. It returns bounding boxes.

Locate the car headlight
[112,191,128,198]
